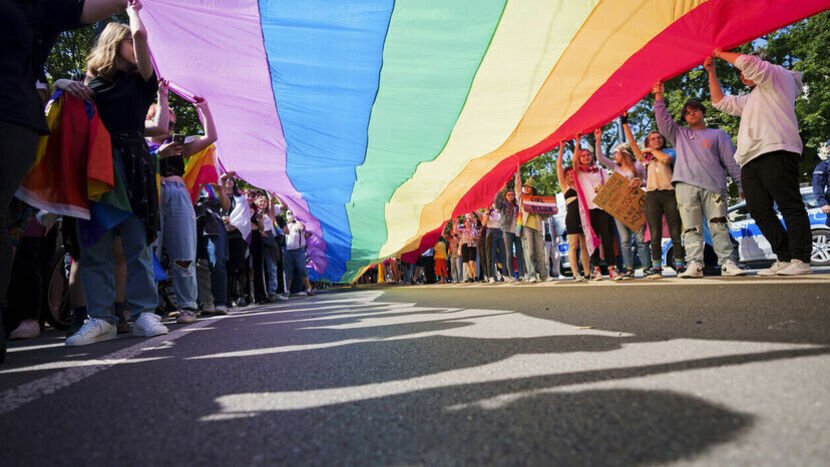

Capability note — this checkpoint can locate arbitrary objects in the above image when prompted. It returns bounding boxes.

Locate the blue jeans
[206,228,227,307]
[285,248,308,283]
[156,180,198,309]
[487,228,504,278]
[614,218,650,270]
[265,254,279,294]
[503,230,525,278]
[78,215,157,324]
[675,183,736,265]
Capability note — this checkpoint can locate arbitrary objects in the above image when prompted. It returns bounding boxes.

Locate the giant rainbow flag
[140,0,828,282]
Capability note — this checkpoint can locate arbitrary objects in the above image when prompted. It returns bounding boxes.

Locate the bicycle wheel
[42,246,72,330]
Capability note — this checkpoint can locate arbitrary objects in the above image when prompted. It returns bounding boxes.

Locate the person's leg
[0,122,38,359]
[161,182,198,310]
[767,153,812,263]
[207,232,227,308]
[597,210,616,267]
[196,258,214,310]
[118,215,160,321]
[502,232,514,279]
[249,231,267,302]
[6,237,42,337]
[513,233,526,278]
[521,230,536,279]
[662,190,685,267]
[265,254,278,296]
[531,228,547,280]
[699,188,733,266]
[484,231,494,278]
[77,226,117,324]
[615,218,634,271]
[634,223,650,271]
[644,192,664,269]
[551,241,562,277]
[675,183,705,266]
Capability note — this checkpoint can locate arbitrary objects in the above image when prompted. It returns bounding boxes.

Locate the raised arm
[183,97,218,157]
[555,143,568,191]
[703,57,725,104]
[653,82,679,145]
[126,1,154,81]
[144,79,170,137]
[620,113,644,162]
[593,127,616,170]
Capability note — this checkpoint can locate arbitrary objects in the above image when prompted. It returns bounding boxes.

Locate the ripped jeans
[675,183,736,266]
[156,180,198,310]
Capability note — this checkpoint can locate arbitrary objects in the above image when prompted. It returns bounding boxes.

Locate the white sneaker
[133,312,169,337]
[679,261,704,278]
[488,276,495,284]
[545,276,556,282]
[758,260,790,276]
[295,291,308,297]
[276,294,289,301]
[528,276,538,283]
[721,259,746,277]
[66,318,116,346]
[214,305,228,315]
[10,319,40,340]
[777,259,812,276]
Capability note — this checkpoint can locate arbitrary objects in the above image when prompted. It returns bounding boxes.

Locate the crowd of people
[371,51,821,286]
[0,1,824,363]
[1,0,318,359]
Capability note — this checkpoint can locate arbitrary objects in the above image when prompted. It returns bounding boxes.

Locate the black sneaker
[622,269,635,280]
[647,268,663,280]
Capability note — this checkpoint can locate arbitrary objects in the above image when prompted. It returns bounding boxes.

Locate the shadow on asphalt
[203,389,752,465]
[377,284,830,345]
[3,291,828,465]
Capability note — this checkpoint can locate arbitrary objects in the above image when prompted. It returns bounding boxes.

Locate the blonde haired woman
[67,1,168,345]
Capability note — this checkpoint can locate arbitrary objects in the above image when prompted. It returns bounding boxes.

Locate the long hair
[87,22,132,81]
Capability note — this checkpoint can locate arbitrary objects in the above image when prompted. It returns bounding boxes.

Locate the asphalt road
[1,274,829,466]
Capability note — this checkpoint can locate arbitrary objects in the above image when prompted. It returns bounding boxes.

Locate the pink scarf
[571,165,602,255]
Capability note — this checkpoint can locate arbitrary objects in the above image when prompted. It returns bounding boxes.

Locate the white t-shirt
[486,207,501,229]
[712,55,803,166]
[576,169,606,210]
[285,220,305,250]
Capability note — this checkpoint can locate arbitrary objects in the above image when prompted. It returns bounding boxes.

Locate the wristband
[619,114,628,125]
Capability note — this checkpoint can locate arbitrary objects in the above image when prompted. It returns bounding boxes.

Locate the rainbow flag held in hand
[182,145,219,203]
[15,92,116,220]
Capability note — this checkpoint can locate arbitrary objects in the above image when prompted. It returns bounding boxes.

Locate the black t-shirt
[89,70,158,133]
[0,0,85,133]
[159,155,185,177]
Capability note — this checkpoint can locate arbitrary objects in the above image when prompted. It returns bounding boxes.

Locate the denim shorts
[285,248,308,282]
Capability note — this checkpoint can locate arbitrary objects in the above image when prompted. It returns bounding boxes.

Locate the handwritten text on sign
[593,172,646,231]
[522,195,559,215]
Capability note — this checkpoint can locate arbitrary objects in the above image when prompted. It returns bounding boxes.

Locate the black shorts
[565,202,582,235]
[461,244,477,262]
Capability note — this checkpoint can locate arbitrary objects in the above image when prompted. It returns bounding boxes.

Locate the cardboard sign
[522,195,559,215]
[593,172,646,231]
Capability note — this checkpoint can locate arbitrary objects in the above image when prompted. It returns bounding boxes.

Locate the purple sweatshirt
[655,99,741,196]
